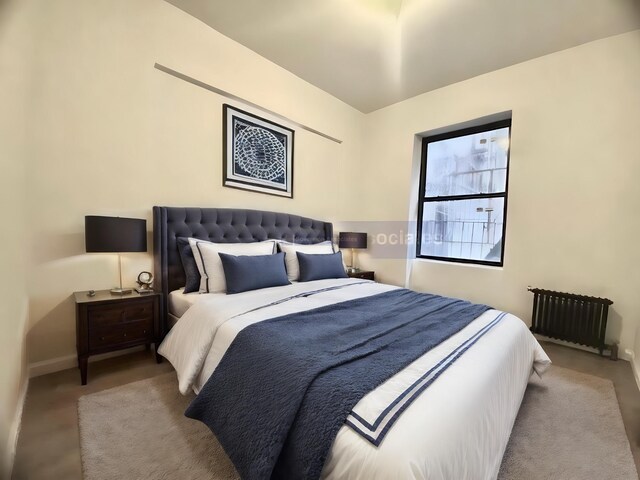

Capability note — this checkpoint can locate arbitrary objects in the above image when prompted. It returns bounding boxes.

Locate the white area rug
[78,366,638,479]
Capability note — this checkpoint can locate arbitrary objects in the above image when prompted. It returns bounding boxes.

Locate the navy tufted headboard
[153,206,333,334]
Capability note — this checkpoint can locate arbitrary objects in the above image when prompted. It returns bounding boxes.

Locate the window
[417,118,511,266]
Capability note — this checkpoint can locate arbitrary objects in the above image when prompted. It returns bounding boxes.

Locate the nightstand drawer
[89,318,153,350]
[87,300,154,327]
[348,271,375,280]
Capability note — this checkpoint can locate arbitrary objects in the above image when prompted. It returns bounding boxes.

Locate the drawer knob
[123,333,127,337]
[100,336,105,341]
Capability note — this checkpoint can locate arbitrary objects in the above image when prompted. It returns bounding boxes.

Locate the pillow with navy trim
[188,238,277,293]
[219,252,290,294]
[177,237,201,294]
[296,251,348,282]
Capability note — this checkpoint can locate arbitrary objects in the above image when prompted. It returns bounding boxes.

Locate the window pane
[424,127,509,197]
[420,197,505,263]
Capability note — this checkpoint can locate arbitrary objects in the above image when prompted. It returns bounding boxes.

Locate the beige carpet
[78,366,638,480]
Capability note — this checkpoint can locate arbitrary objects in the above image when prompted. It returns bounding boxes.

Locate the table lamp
[85,216,147,295]
[338,232,367,273]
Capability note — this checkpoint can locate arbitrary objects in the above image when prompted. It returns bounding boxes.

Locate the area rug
[78,366,638,480]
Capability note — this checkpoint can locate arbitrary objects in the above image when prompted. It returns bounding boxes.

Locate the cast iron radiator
[528,287,613,355]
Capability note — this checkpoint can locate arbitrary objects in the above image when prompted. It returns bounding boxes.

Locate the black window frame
[416,118,512,267]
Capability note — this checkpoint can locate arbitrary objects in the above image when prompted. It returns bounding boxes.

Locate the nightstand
[348,270,375,281]
[74,290,162,385]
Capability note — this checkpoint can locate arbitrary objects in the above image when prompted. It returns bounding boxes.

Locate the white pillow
[277,241,336,281]
[188,238,276,293]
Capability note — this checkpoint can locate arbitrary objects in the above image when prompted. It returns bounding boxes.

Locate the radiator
[528,287,613,355]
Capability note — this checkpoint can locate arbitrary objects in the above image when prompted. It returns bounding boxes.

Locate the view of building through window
[418,119,511,265]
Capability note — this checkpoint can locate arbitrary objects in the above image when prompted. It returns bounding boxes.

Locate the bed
[153,206,550,480]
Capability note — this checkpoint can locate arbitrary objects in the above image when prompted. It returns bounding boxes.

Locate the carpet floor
[78,365,638,480]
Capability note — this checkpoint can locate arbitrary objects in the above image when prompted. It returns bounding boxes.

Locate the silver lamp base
[110,254,132,295]
[346,248,361,274]
[110,287,132,295]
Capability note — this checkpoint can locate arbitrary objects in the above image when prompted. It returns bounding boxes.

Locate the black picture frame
[222,104,294,198]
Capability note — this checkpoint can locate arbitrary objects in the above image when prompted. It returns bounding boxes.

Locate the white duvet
[159,278,550,480]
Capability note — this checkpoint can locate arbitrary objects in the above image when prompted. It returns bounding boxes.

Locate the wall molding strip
[629,350,640,393]
[4,375,28,480]
[28,346,146,378]
[154,63,343,144]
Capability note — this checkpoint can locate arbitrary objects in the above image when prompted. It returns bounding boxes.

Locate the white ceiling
[167,0,640,113]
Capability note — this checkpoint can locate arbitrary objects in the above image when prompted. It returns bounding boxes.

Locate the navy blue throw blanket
[185,289,490,480]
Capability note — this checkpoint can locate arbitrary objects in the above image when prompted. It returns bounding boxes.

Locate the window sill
[412,257,504,271]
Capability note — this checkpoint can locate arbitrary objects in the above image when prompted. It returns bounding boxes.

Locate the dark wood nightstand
[348,270,375,281]
[74,290,162,385]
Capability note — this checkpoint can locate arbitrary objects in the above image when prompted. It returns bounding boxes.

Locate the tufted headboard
[153,206,333,335]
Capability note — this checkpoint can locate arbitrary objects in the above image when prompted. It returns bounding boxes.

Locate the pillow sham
[296,251,348,282]
[219,252,290,294]
[277,240,335,281]
[188,238,276,293]
[177,237,201,294]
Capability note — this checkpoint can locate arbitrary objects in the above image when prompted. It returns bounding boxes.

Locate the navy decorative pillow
[219,252,290,294]
[296,251,348,282]
[177,237,201,293]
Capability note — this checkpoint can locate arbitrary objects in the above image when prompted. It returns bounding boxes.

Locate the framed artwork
[223,104,294,198]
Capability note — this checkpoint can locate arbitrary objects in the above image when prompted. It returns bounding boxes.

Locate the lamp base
[110,287,132,295]
[346,266,360,274]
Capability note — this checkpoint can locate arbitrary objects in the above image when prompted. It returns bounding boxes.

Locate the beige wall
[358,30,640,359]
[8,1,640,386]
[0,0,31,474]
[23,0,364,367]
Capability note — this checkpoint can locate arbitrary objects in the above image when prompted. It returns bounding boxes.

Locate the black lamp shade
[85,216,147,253]
[339,232,367,249]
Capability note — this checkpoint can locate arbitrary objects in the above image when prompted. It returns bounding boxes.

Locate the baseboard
[534,335,631,359]
[619,350,632,362]
[4,372,28,480]
[4,299,29,479]
[628,350,640,393]
[28,345,146,378]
